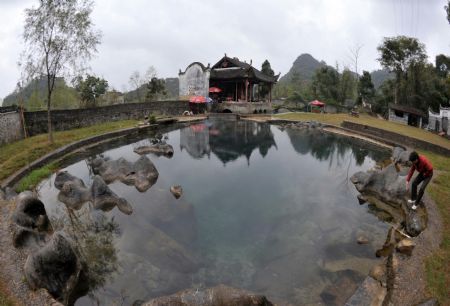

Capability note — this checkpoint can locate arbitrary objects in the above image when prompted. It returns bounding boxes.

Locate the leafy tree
[358,71,375,103]
[21,0,101,143]
[373,79,395,116]
[377,36,427,104]
[146,77,167,101]
[338,68,357,103]
[75,74,108,108]
[312,66,340,103]
[435,54,450,77]
[260,60,275,98]
[446,1,450,24]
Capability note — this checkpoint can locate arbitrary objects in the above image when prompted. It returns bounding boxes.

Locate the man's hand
[405,180,409,190]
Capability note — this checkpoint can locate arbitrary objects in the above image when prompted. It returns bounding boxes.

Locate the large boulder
[351,164,407,207]
[11,191,51,247]
[54,171,91,210]
[134,143,174,158]
[142,284,274,306]
[405,210,426,237]
[91,175,133,215]
[24,232,88,304]
[90,156,159,192]
[392,146,411,166]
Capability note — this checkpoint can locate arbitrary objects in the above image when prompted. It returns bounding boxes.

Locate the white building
[428,105,450,136]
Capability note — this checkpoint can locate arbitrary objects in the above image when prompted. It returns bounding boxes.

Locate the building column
[245,79,248,102]
[269,83,272,103]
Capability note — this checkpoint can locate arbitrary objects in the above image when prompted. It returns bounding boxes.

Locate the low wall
[0,108,24,145]
[24,101,189,136]
[218,101,272,114]
[342,121,450,156]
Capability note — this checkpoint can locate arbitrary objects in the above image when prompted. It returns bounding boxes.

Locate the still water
[38,118,391,305]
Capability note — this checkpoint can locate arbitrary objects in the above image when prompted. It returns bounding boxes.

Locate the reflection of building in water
[180,119,277,164]
[180,124,211,159]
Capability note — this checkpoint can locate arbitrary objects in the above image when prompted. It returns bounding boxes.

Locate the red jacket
[406,155,433,182]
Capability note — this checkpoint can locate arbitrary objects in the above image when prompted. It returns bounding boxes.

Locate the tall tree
[377,36,427,104]
[21,0,101,143]
[146,77,167,101]
[435,54,450,77]
[358,71,375,103]
[446,0,450,24]
[74,74,108,108]
[260,60,275,98]
[128,66,157,102]
[312,66,340,103]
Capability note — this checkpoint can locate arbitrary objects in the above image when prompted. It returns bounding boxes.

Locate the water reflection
[286,128,389,166]
[180,119,277,164]
[36,119,393,305]
[49,206,120,303]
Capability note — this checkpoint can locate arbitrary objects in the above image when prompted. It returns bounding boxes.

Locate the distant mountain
[370,69,394,89]
[125,77,179,102]
[278,53,328,83]
[3,77,79,110]
[278,53,394,90]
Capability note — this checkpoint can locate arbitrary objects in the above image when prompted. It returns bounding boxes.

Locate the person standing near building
[405,151,433,210]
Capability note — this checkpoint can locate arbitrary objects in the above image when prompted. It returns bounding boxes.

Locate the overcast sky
[0,0,449,102]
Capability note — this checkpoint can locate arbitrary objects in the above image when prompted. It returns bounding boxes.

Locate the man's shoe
[411,204,417,210]
[407,199,416,204]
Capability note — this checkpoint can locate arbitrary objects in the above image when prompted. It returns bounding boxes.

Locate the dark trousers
[411,172,433,203]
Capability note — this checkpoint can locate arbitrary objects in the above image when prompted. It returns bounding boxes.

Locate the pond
[37,118,392,305]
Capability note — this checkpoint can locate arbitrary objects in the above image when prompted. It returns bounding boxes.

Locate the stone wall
[342,121,450,156]
[0,107,24,145]
[24,101,189,136]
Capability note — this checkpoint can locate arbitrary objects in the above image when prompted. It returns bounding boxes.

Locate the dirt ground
[0,199,60,306]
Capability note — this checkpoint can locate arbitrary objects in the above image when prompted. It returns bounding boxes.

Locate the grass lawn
[0,120,138,184]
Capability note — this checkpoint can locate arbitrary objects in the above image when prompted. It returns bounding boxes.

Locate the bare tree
[128,66,158,102]
[21,0,101,143]
[347,44,363,77]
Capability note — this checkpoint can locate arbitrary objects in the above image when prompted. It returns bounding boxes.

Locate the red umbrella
[209,87,222,93]
[309,100,325,106]
[189,96,206,103]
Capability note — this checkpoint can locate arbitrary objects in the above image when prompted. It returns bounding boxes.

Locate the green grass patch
[418,150,450,305]
[0,120,138,183]
[15,162,59,193]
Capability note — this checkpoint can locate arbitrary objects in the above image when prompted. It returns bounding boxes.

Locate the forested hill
[278,53,392,89]
[2,77,79,110]
[278,53,328,84]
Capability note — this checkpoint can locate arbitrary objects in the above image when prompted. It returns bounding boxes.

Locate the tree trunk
[47,88,53,144]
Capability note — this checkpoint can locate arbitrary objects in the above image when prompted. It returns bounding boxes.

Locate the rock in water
[90,156,159,192]
[396,238,415,256]
[142,284,274,306]
[357,236,369,244]
[134,143,174,157]
[91,175,133,215]
[170,185,183,199]
[351,164,408,207]
[55,171,91,210]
